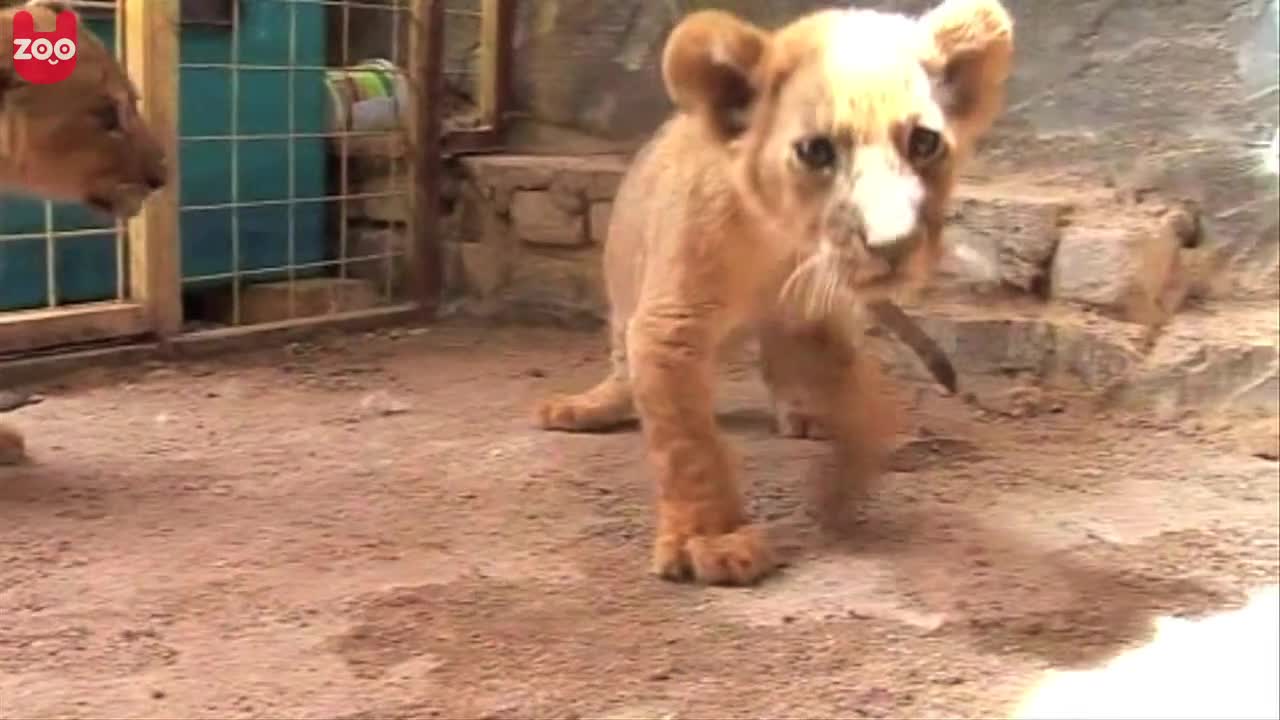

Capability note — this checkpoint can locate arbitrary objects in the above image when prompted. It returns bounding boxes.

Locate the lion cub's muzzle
[90,162,168,219]
[822,202,923,287]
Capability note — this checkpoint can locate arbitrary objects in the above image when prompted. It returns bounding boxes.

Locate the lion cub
[536,0,1013,586]
[1,0,169,465]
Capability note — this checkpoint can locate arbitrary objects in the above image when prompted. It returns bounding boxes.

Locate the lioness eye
[794,135,837,171]
[907,126,943,162]
[96,105,121,131]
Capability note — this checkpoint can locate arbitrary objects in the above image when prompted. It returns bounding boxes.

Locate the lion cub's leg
[629,312,777,586]
[0,422,27,465]
[760,324,831,441]
[759,320,900,525]
[536,318,636,432]
[760,321,897,445]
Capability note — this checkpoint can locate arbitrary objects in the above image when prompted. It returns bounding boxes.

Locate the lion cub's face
[0,1,167,219]
[663,0,1012,307]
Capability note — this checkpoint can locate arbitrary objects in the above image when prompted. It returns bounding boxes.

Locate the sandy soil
[1,322,1276,719]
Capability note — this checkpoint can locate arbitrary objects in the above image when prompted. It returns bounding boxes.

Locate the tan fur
[535,0,1013,585]
[0,0,167,216]
[1,0,168,466]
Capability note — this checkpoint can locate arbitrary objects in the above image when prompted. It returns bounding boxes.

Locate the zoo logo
[10,9,78,85]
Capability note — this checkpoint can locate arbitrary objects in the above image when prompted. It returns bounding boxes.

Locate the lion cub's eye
[907,127,943,163]
[794,135,837,171]
[96,105,121,132]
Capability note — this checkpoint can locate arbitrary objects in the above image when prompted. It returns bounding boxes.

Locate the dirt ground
[1,322,1277,720]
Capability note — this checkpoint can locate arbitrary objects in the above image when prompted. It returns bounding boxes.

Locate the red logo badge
[11,9,78,84]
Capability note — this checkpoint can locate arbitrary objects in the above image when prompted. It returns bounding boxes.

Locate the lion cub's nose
[145,172,166,191]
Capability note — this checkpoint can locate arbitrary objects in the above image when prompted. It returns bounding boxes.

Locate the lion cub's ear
[15,1,82,34]
[920,0,1014,143]
[24,1,80,19]
[26,1,76,13]
[661,10,771,140]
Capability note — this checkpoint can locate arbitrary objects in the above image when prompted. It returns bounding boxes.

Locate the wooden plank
[78,0,235,25]
[0,305,419,387]
[0,303,150,356]
[208,277,383,326]
[407,0,445,317]
[442,128,502,156]
[124,0,183,338]
[0,341,157,388]
[495,0,515,135]
[169,303,420,358]
[477,0,512,130]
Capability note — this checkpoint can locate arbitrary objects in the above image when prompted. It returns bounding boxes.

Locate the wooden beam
[0,341,158,388]
[168,303,420,359]
[0,303,151,356]
[477,0,513,132]
[0,305,420,387]
[407,0,445,317]
[442,128,502,155]
[124,0,183,338]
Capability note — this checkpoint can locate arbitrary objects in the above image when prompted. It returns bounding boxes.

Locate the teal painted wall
[0,6,330,311]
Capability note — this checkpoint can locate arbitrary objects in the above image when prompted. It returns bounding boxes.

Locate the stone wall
[441,155,624,326]
[440,151,1276,420]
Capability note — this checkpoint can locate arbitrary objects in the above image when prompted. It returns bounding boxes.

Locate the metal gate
[0,0,513,359]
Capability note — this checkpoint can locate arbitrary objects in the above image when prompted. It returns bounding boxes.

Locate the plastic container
[325,59,408,133]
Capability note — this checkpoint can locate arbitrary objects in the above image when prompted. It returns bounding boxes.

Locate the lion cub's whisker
[778,246,856,325]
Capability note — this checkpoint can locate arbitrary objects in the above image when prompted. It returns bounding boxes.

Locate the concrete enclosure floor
[1,322,1277,719]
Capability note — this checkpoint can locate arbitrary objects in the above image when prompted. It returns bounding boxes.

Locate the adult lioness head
[0,0,167,218]
[663,0,1012,316]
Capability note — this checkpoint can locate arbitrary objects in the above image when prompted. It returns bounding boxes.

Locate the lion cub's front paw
[774,407,829,440]
[535,394,603,431]
[535,395,582,430]
[651,524,777,586]
[0,422,28,466]
[535,392,630,432]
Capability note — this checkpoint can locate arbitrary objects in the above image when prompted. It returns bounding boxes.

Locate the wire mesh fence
[0,0,508,355]
[176,0,417,330]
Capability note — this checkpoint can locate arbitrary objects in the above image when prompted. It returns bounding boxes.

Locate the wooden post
[124,0,183,337]
[478,0,513,133]
[407,0,445,316]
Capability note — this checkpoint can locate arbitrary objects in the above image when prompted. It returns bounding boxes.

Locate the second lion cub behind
[536,0,1014,586]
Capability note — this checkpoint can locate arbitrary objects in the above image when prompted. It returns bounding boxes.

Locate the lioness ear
[920,0,1013,142]
[661,10,771,140]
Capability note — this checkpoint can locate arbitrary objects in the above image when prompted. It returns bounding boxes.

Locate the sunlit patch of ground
[1014,584,1280,720]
